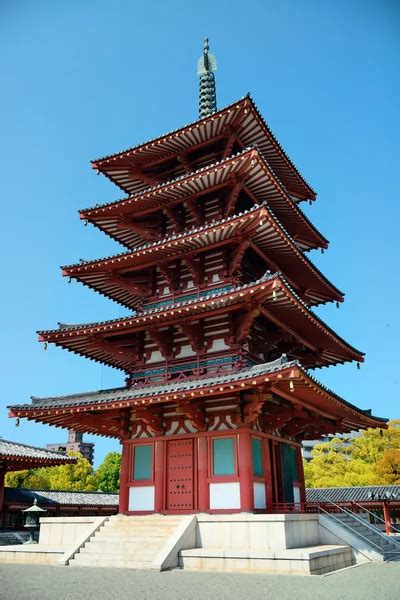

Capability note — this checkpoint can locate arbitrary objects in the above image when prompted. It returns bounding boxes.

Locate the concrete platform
[0,544,64,565]
[180,544,352,575]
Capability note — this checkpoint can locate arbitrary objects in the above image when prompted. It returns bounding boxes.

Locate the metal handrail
[347,500,400,534]
[317,497,400,551]
[318,506,391,555]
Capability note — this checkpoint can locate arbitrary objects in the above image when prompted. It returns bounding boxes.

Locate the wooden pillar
[119,442,130,514]
[197,437,209,512]
[383,502,392,535]
[154,441,165,513]
[0,469,5,529]
[238,431,254,512]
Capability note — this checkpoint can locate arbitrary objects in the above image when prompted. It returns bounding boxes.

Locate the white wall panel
[253,482,266,509]
[209,482,241,510]
[128,486,155,511]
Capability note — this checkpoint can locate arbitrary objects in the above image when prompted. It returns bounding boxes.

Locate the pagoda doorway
[166,439,195,512]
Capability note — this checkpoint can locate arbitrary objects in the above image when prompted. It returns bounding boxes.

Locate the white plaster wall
[209,483,241,510]
[128,486,155,511]
[196,514,319,550]
[39,517,98,547]
[253,483,266,509]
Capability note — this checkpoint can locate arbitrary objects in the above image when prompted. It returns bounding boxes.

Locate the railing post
[383,502,392,535]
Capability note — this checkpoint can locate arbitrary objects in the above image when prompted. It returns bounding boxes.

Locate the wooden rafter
[128,166,159,186]
[86,337,134,364]
[243,391,272,426]
[186,198,204,225]
[235,306,261,343]
[115,215,161,240]
[106,273,150,297]
[184,255,204,286]
[229,238,250,275]
[179,321,204,353]
[134,406,164,435]
[158,262,180,291]
[148,327,174,359]
[176,400,206,431]
[165,205,185,232]
[177,154,193,173]
[224,180,243,217]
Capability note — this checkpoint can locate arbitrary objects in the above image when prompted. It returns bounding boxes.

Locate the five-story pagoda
[9,41,386,514]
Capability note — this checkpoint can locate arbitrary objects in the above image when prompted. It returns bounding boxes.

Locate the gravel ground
[0,562,399,600]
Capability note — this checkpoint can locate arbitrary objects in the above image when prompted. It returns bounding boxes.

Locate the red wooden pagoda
[9,40,386,514]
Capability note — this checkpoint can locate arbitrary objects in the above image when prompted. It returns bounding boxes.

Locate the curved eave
[8,363,385,438]
[91,96,315,201]
[65,204,342,308]
[82,148,326,252]
[37,273,363,371]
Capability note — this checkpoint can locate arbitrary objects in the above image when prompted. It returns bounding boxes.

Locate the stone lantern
[22,498,46,544]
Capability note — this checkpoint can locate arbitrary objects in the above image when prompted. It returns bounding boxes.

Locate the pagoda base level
[119,429,305,515]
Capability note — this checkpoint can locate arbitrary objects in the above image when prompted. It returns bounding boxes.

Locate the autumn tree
[373,450,400,485]
[96,452,121,493]
[303,437,373,488]
[304,420,400,488]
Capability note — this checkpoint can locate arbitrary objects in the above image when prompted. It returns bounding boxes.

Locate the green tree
[304,420,400,488]
[96,452,121,492]
[5,452,98,491]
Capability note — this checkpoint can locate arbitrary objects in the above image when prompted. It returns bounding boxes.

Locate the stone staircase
[334,512,400,561]
[69,514,184,569]
[0,531,28,546]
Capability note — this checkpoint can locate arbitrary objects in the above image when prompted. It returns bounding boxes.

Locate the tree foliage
[5,452,98,491]
[96,452,121,493]
[5,450,123,493]
[304,420,400,488]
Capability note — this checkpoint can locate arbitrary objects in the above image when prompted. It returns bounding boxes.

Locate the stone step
[80,543,159,555]
[92,531,174,540]
[78,548,157,560]
[70,555,153,569]
[86,539,161,549]
[102,523,179,530]
[109,517,182,525]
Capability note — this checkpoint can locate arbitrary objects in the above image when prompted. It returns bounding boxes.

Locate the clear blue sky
[1,0,399,467]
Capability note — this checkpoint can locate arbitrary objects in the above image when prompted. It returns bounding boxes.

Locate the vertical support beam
[154,440,165,513]
[263,438,273,512]
[119,442,130,514]
[271,441,279,506]
[238,431,254,512]
[383,502,392,535]
[295,446,306,505]
[0,469,5,528]
[197,437,209,512]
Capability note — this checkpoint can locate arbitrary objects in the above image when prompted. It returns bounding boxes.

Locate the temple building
[0,439,76,527]
[8,40,385,515]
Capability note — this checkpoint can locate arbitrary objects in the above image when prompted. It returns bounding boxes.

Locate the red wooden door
[166,439,194,511]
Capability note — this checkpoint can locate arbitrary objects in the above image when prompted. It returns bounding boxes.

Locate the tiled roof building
[8,41,386,515]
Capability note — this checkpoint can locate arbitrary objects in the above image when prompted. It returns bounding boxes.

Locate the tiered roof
[82,148,325,251]
[38,273,362,370]
[9,357,384,437]
[8,53,381,440]
[65,204,341,308]
[91,96,315,201]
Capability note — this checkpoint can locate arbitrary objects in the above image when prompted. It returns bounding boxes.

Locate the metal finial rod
[197,38,217,119]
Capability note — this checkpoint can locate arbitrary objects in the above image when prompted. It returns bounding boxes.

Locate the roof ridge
[81,145,256,214]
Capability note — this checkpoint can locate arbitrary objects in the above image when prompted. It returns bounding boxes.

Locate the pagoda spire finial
[197,38,217,119]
